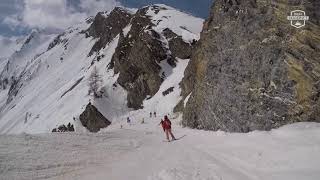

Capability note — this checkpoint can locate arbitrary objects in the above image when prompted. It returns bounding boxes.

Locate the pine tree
[88,66,103,98]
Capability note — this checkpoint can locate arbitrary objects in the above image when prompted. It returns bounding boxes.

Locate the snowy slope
[0,36,25,77]
[0,58,8,78]
[0,5,203,134]
[0,24,92,134]
[1,119,319,180]
[0,30,56,83]
[146,4,203,42]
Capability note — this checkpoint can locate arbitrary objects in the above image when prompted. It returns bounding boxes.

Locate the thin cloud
[2,0,121,31]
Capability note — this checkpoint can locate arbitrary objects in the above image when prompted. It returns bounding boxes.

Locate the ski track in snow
[1,121,320,180]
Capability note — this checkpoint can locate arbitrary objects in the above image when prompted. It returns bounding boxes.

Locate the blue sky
[0,0,212,38]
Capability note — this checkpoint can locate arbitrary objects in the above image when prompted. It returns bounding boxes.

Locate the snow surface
[0,24,93,134]
[146,4,204,42]
[184,93,192,107]
[1,121,319,180]
[143,58,189,114]
[123,24,132,37]
[0,30,57,82]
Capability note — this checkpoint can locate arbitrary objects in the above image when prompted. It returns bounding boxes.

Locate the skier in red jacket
[159,119,165,132]
[162,115,176,142]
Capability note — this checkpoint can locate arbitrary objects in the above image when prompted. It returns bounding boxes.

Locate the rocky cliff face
[180,0,320,132]
[110,7,166,109]
[109,5,198,109]
[86,7,133,56]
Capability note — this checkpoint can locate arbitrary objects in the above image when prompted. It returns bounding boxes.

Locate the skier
[159,119,165,132]
[127,117,131,124]
[150,112,152,118]
[163,115,176,142]
[154,112,156,117]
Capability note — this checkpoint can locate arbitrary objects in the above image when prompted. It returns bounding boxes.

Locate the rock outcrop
[86,7,133,56]
[110,7,165,109]
[110,5,197,109]
[180,0,320,132]
[52,123,75,133]
[163,28,194,59]
[79,103,111,132]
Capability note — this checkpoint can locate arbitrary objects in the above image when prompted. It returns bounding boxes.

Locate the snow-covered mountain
[1,2,319,179]
[0,35,26,82]
[0,4,204,134]
[2,0,318,135]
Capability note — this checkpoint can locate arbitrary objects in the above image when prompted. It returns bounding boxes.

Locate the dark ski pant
[165,128,176,141]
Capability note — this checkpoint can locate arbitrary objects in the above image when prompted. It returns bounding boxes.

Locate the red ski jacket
[163,118,172,130]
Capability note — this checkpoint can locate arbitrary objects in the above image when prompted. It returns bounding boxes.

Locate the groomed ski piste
[0,4,320,180]
[1,118,320,180]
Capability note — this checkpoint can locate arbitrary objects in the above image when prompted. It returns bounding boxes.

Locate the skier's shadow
[175,135,187,141]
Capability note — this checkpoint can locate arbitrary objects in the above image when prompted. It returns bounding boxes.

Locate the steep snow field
[0,24,93,134]
[1,120,320,180]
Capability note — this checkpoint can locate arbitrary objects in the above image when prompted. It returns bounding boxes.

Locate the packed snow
[1,120,319,180]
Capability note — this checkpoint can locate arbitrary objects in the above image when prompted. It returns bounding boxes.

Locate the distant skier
[127,117,131,124]
[162,115,176,142]
[154,112,156,117]
[150,112,152,118]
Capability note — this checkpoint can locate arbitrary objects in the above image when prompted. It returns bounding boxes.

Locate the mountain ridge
[0,4,203,134]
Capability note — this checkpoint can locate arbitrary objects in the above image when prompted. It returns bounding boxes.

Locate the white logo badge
[287,10,309,28]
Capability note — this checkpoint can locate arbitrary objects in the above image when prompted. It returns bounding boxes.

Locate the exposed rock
[52,123,75,133]
[163,28,193,59]
[20,29,40,51]
[103,5,201,109]
[86,7,133,56]
[180,0,320,132]
[85,16,94,24]
[0,78,9,90]
[79,103,111,132]
[47,33,68,51]
[162,87,174,96]
[6,76,23,104]
[110,7,167,109]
